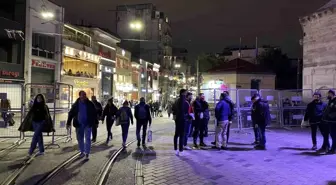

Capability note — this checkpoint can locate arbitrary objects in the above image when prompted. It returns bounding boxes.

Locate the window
[0,38,21,64]
[32,33,56,59]
[159,23,161,31]
[63,57,98,78]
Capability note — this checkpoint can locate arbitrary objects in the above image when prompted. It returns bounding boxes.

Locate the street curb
[134,151,144,185]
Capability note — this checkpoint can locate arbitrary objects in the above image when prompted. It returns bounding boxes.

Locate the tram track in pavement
[0,136,68,185]
[0,138,31,159]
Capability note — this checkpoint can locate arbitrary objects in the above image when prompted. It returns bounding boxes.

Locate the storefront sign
[32,60,55,69]
[74,79,89,87]
[102,66,113,74]
[64,46,100,63]
[0,70,20,78]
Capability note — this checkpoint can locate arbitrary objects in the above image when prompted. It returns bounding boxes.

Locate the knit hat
[313,92,321,97]
[328,89,335,95]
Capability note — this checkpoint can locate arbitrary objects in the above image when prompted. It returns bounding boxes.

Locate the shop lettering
[32,60,55,69]
[74,79,88,87]
[0,70,20,78]
[99,51,112,59]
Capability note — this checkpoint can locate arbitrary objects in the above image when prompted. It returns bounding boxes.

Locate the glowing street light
[129,21,143,31]
[41,11,54,19]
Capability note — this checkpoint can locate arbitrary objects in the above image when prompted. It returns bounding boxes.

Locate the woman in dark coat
[101,98,118,144]
[19,94,54,156]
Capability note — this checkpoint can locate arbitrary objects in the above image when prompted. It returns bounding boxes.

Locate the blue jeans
[76,125,92,154]
[136,120,148,143]
[121,123,130,144]
[184,121,191,146]
[29,121,45,155]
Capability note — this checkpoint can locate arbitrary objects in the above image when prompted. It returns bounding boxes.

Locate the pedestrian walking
[67,91,97,160]
[167,102,173,118]
[116,100,134,148]
[101,98,118,144]
[0,98,11,127]
[134,97,152,147]
[303,92,327,150]
[212,93,231,150]
[192,93,207,148]
[184,92,194,150]
[19,94,54,156]
[322,89,336,154]
[91,96,102,142]
[251,94,271,150]
[173,89,190,156]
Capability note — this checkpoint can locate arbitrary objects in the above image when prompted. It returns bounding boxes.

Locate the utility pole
[297,58,300,89]
[196,59,200,95]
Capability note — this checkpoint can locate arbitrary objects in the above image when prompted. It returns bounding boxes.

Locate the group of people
[18,91,152,160]
[172,89,271,156]
[303,89,336,154]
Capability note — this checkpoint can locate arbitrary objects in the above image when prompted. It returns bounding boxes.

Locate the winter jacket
[224,97,235,121]
[102,103,118,125]
[117,106,134,125]
[251,99,271,126]
[19,104,54,133]
[174,96,190,124]
[193,99,205,120]
[322,97,336,124]
[304,100,327,124]
[215,99,231,122]
[134,102,152,124]
[67,98,97,128]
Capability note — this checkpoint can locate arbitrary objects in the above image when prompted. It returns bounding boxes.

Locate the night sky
[52,0,329,59]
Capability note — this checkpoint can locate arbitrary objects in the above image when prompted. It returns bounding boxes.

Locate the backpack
[119,109,129,123]
[138,105,147,120]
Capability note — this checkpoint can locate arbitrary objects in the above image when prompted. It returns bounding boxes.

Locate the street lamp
[129,21,143,31]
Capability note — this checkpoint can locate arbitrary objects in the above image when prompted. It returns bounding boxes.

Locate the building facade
[300,1,336,92]
[0,0,26,108]
[25,0,64,102]
[131,58,141,101]
[61,24,101,102]
[115,47,132,105]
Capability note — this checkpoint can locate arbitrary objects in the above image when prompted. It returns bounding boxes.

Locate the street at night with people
[2,0,336,185]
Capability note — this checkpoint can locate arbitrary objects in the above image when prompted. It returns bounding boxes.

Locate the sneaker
[211,141,216,145]
[137,141,141,147]
[85,154,89,160]
[327,150,336,155]
[79,152,85,158]
[252,141,259,145]
[142,143,146,147]
[92,139,96,143]
[220,146,228,150]
[178,151,184,156]
[184,146,192,150]
[193,143,199,148]
[311,145,317,150]
[110,134,113,140]
[36,152,45,156]
[175,150,179,156]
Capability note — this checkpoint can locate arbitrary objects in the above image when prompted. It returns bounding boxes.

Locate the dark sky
[52,0,329,59]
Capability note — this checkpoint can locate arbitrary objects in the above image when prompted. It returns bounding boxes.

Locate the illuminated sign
[103,66,113,73]
[74,79,88,87]
[0,70,20,78]
[32,60,55,69]
[64,46,100,63]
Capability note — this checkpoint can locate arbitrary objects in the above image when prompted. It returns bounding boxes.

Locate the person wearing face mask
[19,94,54,157]
[67,91,97,160]
[322,89,336,154]
[303,92,327,150]
[251,94,270,150]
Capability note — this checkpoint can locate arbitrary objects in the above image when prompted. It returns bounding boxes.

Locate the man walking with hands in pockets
[213,93,231,150]
[134,97,152,147]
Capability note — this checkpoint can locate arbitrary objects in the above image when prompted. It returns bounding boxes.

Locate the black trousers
[92,120,99,140]
[204,119,209,137]
[329,124,336,151]
[174,121,185,152]
[319,124,330,150]
[136,119,148,143]
[193,119,206,144]
[253,122,259,142]
[311,124,318,145]
[227,122,231,143]
[106,120,114,140]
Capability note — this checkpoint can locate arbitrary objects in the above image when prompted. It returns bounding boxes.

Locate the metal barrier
[236,89,259,130]
[259,89,281,127]
[23,83,73,145]
[0,82,24,142]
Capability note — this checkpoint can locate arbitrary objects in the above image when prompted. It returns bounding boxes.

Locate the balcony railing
[64,25,91,47]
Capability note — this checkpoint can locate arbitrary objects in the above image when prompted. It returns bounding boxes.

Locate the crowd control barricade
[280,89,313,127]
[259,89,281,128]
[0,82,25,143]
[23,83,73,145]
[236,89,259,132]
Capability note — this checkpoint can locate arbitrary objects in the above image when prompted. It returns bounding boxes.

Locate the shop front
[101,65,114,98]
[62,46,100,102]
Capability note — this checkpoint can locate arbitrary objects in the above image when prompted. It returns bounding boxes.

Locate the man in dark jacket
[304,92,327,150]
[67,91,97,159]
[251,94,270,150]
[134,97,152,147]
[192,93,207,148]
[101,98,118,144]
[322,89,336,154]
[211,91,234,146]
[173,89,189,156]
[212,93,231,150]
[91,96,102,142]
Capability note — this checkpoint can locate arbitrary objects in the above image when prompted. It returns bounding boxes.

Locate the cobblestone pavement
[141,120,336,185]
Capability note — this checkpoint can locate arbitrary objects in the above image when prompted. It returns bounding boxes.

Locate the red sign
[98,45,113,59]
[32,60,55,69]
[0,70,20,78]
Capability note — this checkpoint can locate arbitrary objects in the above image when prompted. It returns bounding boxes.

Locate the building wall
[236,74,275,89]
[300,9,336,91]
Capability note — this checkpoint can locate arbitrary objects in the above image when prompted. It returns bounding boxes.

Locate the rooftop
[206,58,274,74]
